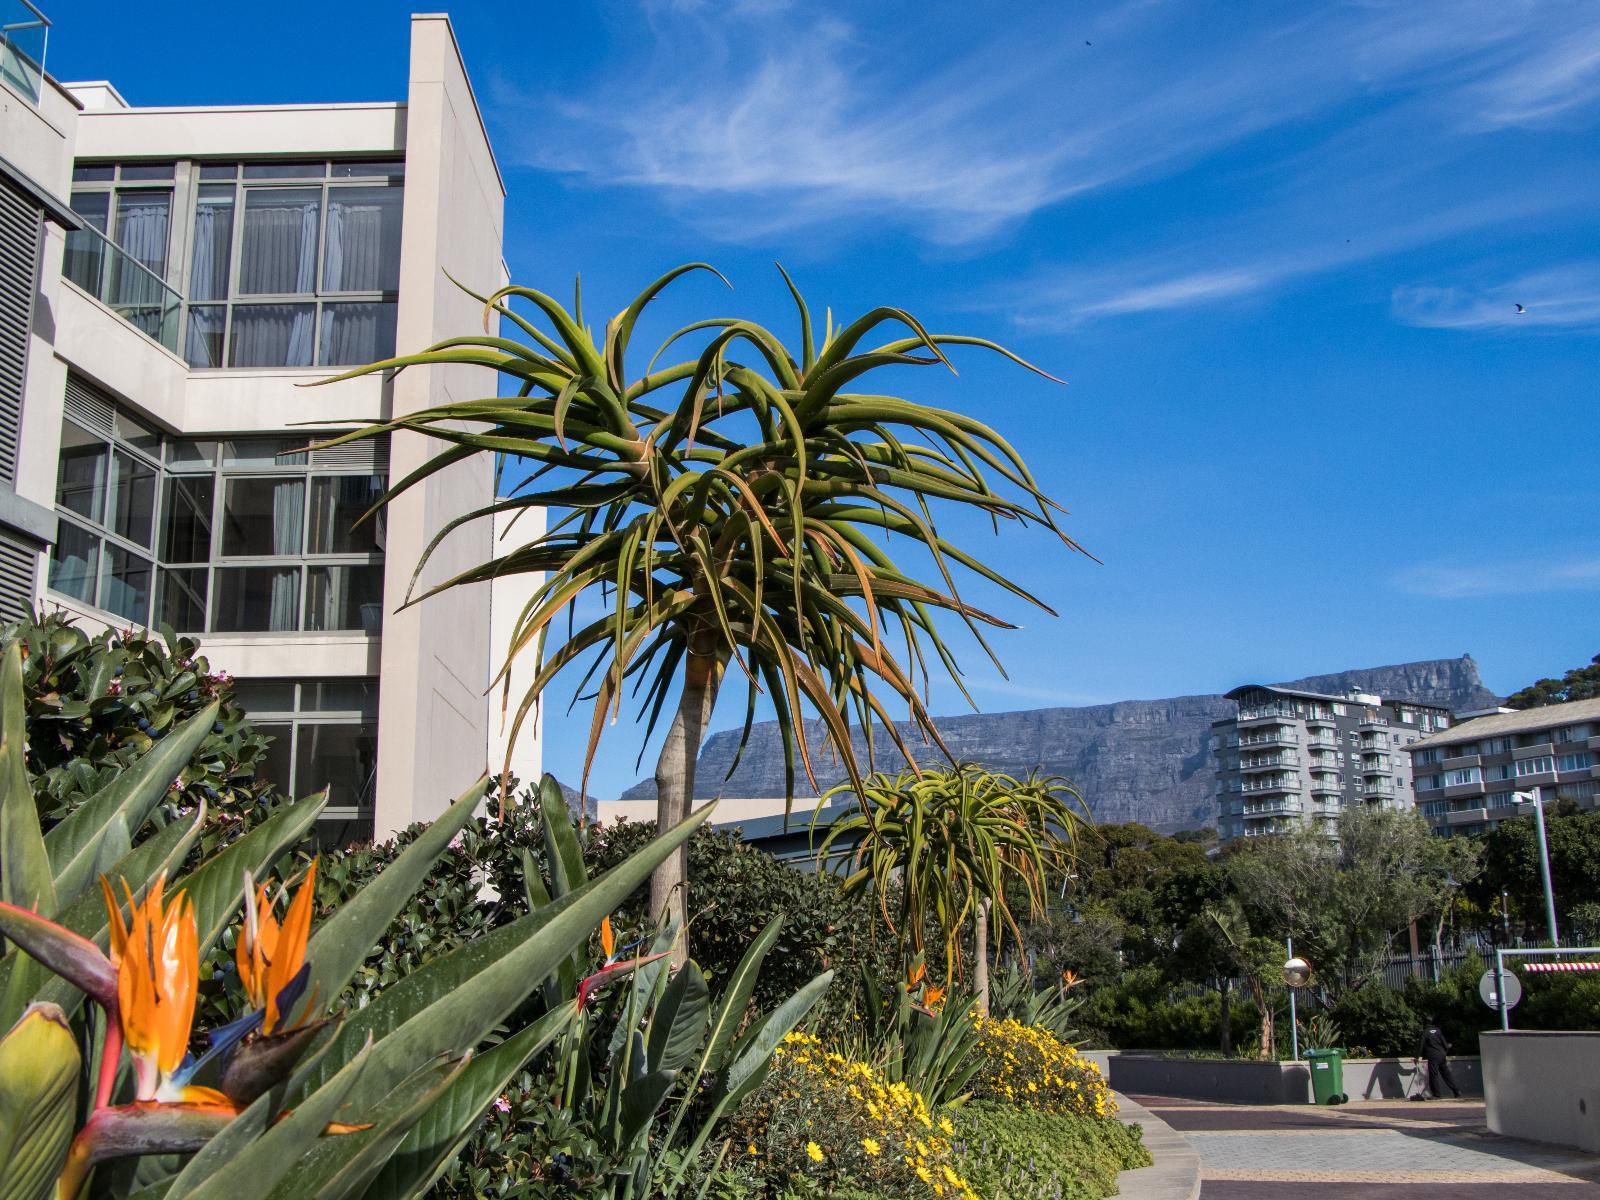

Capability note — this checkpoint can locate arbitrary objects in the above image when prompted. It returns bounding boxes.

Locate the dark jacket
[1419,1025,1451,1061]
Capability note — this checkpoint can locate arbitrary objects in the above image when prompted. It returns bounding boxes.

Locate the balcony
[1358,717,1391,730]
[62,224,182,354]
[0,0,47,104]
[1310,777,1343,794]
[1241,751,1300,772]
[1241,776,1301,794]
[1239,729,1298,748]
[1360,759,1391,775]
[1445,806,1490,827]
[1360,780,1395,797]
[1513,741,1556,760]
[1443,753,1481,770]
[1243,798,1302,817]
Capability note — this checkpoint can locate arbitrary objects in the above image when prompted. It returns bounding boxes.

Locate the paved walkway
[1126,1095,1600,1199]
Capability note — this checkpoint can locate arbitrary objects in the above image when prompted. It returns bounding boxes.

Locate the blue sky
[51,1,1600,798]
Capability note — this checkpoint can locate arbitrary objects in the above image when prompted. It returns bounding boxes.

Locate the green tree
[1224,807,1470,998]
[322,267,1079,950]
[1506,653,1600,709]
[816,764,1086,1010]
[1471,806,1600,932]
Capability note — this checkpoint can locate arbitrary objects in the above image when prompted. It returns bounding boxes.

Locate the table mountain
[618,655,1499,831]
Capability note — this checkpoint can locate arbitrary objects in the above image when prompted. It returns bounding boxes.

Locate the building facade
[1213,684,1452,842]
[1407,698,1600,836]
[0,9,538,843]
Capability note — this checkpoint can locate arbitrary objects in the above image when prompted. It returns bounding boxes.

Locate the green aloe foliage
[986,960,1084,1042]
[314,265,1083,940]
[818,764,1089,1007]
[0,631,719,1200]
[536,784,833,1198]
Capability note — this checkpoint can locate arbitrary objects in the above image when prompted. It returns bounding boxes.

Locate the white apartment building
[0,8,540,843]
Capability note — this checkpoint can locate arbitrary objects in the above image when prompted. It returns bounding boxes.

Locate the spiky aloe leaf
[0,1003,79,1200]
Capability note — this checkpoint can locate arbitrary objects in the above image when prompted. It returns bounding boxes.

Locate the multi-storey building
[1407,698,1600,836]
[0,8,539,844]
[1212,684,1452,842]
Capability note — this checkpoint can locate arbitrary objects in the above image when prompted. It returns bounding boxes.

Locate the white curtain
[269,480,303,630]
[322,187,401,292]
[112,192,171,331]
[237,191,319,365]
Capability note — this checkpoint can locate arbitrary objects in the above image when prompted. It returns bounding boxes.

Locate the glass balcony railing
[63,224,182,353]
[0,0,47,104]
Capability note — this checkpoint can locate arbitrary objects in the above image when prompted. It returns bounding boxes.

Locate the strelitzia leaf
[0,644,55,919]
[647,960,708,1076]
[0,1003,79,1200]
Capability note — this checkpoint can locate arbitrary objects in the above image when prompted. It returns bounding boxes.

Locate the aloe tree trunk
[651,643,719,964]
[974,897,992,1015]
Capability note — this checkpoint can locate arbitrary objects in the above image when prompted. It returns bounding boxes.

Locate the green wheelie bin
[1305,1048,1347,1105]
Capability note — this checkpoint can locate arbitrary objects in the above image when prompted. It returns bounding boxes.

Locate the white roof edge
[75,100,406,116]
[60,80,129,108]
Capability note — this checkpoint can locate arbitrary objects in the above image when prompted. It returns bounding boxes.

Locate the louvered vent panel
[0,527,39,623]
[310,434,389,472]
[63,373,116,436]
[0,177,45,487]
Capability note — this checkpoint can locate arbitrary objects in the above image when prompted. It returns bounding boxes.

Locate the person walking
[1415,1015,1462,1100]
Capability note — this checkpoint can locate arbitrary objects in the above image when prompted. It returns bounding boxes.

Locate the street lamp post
[1515,788,1560,945]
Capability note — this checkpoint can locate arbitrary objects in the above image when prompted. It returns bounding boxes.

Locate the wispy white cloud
[1394,555,1600,599]
[500,0,1600,248]
[1392,264,1600,330]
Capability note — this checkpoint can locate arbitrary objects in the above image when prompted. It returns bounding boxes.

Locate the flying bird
[1515,304,1526,314]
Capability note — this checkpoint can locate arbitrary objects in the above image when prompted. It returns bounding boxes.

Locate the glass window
[243,162,325,179]
[198,163,239,180]
[107,451,157,549]
[253,721,295,800]
[223,439,308,468]
[228,304,316,368]
[166,440,219,470]
[160,475,214,562]
[72,164,116,183]
[330,161,404,178]
[221,477,305,557]
[69,190,110,232]
[190,187,236,302]
[49,523,99,603]
[305,564,384,632]
[185,306,227,368]
[323,186,403,292]
[295,721,378,811]
[307,475,385,553]
[119,163,175,181]
[57,424,107,520]
[113,190,172,281]
[156,568,208,632]
[212,565,301,632]
[318,302,397,365]
[1516,756,1554,776]
[231,681,297,711]
[102,546,153,622]
[304,680,379,715]
[239,189,322,294]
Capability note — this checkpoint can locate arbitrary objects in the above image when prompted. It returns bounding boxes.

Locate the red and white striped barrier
[1523,961,1600,973]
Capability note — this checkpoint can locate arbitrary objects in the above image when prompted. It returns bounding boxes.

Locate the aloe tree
[817,764,1087,1010]
[318,265,1082,947]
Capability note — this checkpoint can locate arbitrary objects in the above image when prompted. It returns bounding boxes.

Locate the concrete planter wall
[1483,1031,1600,1152]
[1096,1051,1482,1105]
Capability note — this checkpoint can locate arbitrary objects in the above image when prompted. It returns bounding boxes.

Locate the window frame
[232,677,379,825]
[178,160,404,370]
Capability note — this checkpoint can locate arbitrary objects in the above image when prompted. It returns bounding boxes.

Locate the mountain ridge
[617,655,1499,831]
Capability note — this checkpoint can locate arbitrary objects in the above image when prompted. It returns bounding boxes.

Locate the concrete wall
[1483,1031,1600,1152]
[1103,1052,1481,1104]
[487,506,545,791]
[374,14,506,835]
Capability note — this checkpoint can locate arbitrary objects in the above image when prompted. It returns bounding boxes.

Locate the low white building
[0,8,539,843]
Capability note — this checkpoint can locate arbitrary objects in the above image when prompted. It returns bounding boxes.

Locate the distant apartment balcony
[1443,753,1481,770]
[1310,776,1343,794]
[1358,717,1391,730]
[1360,780,1395,797]
[1241,751,1300,772]
[1513,741,1556,760]
[1237,707,1298,727]
[1359,736,1390,751]
[62,224,182,353]
[1241,776,1301,794]
[1361,759,1390,774]
[1243,798,1302,817]
[1445,806,1490,827]
[1307,735,1338,748]
[1239,729,1298,748]
[0,0,47,104]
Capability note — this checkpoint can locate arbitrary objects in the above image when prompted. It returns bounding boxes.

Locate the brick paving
[1126,1095,1600,1199]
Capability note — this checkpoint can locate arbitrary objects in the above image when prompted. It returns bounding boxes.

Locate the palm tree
[319,265,1085,949]
[816,764,1088,1010]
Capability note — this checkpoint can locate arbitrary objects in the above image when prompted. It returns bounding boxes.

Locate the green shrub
[586,819,897,1018]
[2,613,270,836]
[953,1101,1151,1200]
[1330,984,1418,1057]
[1079,966,1257,1051]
